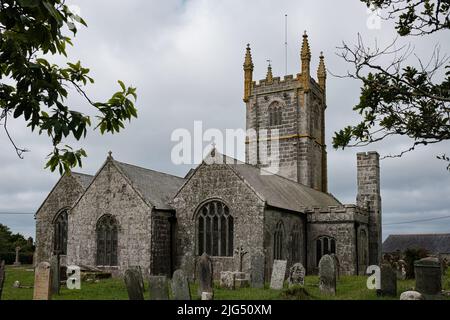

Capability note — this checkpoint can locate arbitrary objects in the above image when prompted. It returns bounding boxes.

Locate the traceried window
[291,223,302,263]
[273,220,285,260]
[269,101,282,126]
[96,215,118,266]
[197,201,233,257]
[316,236,336,266]
[53,209,68,255]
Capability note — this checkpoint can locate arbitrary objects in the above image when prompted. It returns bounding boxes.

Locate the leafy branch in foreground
[0,0,138,174]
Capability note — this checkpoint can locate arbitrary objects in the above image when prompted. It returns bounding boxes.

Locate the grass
[2,265,449,300]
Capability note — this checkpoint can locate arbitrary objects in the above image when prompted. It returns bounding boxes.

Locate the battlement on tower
[305,204,369,224]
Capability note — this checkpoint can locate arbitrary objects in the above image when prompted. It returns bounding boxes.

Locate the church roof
[72,172,94,190]
[383,234,450,254]
[229,162,341,212]
[113,160,185,210]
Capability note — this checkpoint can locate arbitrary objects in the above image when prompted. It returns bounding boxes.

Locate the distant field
[2,265,449,300]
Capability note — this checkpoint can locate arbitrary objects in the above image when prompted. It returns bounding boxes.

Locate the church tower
[244,32,328,192]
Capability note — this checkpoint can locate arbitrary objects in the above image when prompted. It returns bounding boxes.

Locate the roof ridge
[389,233,450,237]
[72,172,94,177]
[113,160,184,180]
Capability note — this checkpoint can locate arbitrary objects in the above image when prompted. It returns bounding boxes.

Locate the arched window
[269,102,282,126]
[291,223,302,263]
[197,201,233,257]
[96,215,118,266]
[53,209,68,255]
[273,220,285,260]
[316,236,336,266]
[359,229,368,267]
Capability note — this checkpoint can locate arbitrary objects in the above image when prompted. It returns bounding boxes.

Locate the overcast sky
[1,0,449,241]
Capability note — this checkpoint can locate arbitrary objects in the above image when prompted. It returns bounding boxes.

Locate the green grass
[2,265,449,300]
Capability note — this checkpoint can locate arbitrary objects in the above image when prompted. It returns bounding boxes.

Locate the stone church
[35,33,382,281]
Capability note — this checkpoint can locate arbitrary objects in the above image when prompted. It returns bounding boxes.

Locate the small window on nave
[96,215,118,266]
[53,209,68,255]
[273,220,285,260]
[316,236,336,266]
[197,200,233,257]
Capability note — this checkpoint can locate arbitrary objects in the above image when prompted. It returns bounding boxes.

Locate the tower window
[269,102,282,126]
[197,200,233,257]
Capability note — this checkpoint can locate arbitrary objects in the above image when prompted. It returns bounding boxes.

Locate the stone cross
[0,260,6,300]
[124,268,145,300]
[148,276,169,300]
[50,253,60,295]
[270,260,287,290]
[234,245,248,272]
[319,255,336,295]
[197,253,213,297]
[288,263,305,287]
[13,246,21,266]
[171,269,191,300]
[33,262,52,300]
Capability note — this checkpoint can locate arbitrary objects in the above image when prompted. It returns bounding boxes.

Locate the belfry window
[273,220,285,260]
[269,102,282,126]
[316,236,336,266]
[96,215,118,266]
[197,201,233,257]
[53,209,68,255]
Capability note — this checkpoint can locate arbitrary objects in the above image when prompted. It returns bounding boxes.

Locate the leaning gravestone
[0,260,6,300]
[250,254,265,288]
[149,275,169,300]
[172,269,191,300]
[129,265,145,293]
[319,255,336,295]
[33,262,52,300]
[197,253,213,297]
[50,254,60,295]
[415,257,442,298]
[378,264,397,297]
[288,263,305,287]
[270,260,287,290]
[124,268,145,300]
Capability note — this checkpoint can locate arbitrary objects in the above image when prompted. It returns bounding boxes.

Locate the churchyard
[2,264,449,300]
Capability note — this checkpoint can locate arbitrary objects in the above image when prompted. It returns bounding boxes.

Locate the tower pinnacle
[243,44,254,102]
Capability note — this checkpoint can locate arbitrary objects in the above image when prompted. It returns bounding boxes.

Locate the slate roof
[113,160,185,210]
[72,172,94,190]
[383,234,450,253]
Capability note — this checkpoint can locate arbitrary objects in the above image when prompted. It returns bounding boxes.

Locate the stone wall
[306,205,369,275]
[67,160,153,276]
[356,152,382,266]
[264,208,306,281]
[172,161,266,280]
[35,174,85,265]
[151,211,173,276]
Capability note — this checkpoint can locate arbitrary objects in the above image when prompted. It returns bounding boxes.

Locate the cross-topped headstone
[234,245,248,272]
[13,246,21,266]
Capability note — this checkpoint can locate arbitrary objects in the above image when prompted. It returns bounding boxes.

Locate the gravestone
[50,254,60,295]
[201,292,213,300]
[319,255,336,295]
[149,275,169,300]
[33,262,52,300]
[220,271,235,290]
[197,253,213,297]
[270,260,287,290]
[250,254,265,288]
[0,260,5,300]
[378,264,397,297]
[330,254,340,280]
[288,263,305,287]
[400,291,424,300]
[13,246,21,266]
[124,268,144,300]
[234,271,250,288]
[129,265,145,293]
[171,269,191,300]
[415,257,442,297]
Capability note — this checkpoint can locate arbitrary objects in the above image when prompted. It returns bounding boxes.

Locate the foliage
[0,0,138,174]
[0,223,34,264]
[333,0,449,170]
[403,247,429,279]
